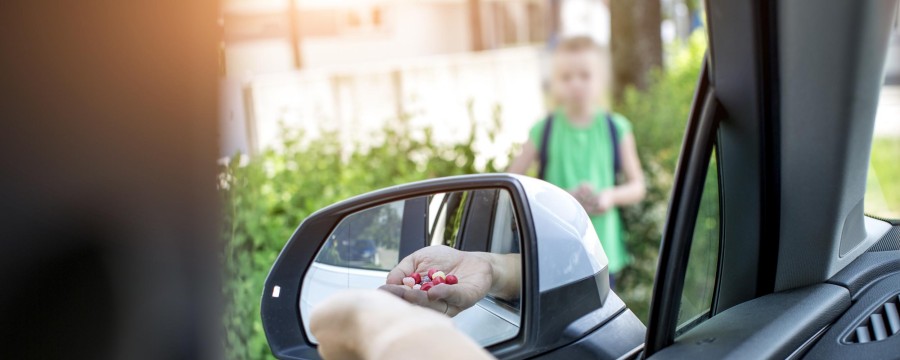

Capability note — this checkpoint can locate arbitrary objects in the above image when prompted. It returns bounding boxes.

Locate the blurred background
[217,1,899,358]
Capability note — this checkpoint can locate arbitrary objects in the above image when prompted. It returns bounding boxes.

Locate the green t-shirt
[529,109,633,274]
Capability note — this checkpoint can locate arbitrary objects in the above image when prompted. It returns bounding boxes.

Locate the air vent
[845,294,900,344]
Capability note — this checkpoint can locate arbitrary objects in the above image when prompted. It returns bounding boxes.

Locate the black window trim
[644,57,726,356]
[674,139,726,337]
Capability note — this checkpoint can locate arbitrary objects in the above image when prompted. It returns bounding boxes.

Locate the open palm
[380,245,492,316]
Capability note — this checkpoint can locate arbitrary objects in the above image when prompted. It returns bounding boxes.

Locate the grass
[866,137,900,219]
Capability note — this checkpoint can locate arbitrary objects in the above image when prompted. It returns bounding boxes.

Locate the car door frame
[643,58,726,355]
[644,0,784,354]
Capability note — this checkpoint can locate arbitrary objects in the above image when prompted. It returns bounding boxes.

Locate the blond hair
[548,36,610,109]
[554,36,602,54]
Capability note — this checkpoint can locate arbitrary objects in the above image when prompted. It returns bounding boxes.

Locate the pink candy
[431,271,446,281]
[401,269,460,291]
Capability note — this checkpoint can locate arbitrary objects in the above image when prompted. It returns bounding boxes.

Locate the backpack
[537,112,621,181]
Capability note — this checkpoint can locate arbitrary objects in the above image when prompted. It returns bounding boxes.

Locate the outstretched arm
[310,290,493,360]
[507,140,538,175]
[474,252,521,301]
[607,133,646,206]
[573,133,646,215]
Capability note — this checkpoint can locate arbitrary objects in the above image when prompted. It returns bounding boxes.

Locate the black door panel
[649,284,850,360]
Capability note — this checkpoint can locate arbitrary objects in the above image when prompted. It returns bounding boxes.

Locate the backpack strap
[539,112,620,181]
[606,112,621,177]
[537,114,554,180]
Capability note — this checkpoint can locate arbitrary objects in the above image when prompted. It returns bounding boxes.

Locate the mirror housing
[261,174,642,359]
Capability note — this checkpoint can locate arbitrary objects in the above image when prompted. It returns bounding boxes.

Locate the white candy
[402,277,416,287]
[413,284,422,290]
[431,271,446,280]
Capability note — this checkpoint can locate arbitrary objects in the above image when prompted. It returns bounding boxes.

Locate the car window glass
[489,190,520,254]
[484,190,521,312]
[865,23,900,220]
[677,146,721,332]
[428,191,468,247]
[427,192,447,240]
[313,201,403,271]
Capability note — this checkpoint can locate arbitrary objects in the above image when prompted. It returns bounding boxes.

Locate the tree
[288,0,303,69]
[468,0,484,51]
[610,0,663,102]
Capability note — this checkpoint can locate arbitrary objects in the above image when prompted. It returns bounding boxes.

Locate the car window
[485,190,522,311]
[865,23,899,220]
[489,190,520,254]
[677,146,721,332]
[313,201,403,272]
[428,192,468,248]
[866,135,899,220]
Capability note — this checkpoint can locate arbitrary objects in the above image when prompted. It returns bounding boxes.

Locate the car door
[643,0,900,359]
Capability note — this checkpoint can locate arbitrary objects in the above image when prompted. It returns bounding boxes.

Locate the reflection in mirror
[300,188,522,347]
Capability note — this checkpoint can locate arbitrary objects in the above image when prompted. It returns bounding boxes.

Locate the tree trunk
[468,0,484,51]
[288,0,303,69]
[610,0,663,102]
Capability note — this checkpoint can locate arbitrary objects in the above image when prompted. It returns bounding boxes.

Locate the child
[507,36,646,289]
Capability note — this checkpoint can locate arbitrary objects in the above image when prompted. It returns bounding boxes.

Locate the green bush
[220,106,508,359]
[615,31,708,322]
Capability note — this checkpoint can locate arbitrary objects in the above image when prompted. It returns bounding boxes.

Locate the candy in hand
[431,271,446,281]
[445,275,458,285]
[411,269,458,291]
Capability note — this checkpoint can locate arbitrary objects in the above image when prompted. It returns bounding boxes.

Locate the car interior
[644,0,900,358]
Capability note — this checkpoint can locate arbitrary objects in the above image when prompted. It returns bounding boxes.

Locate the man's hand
[380,245,493,317]
[310,289,492,360]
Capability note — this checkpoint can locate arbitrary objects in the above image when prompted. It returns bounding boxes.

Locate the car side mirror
[260,174,644,359]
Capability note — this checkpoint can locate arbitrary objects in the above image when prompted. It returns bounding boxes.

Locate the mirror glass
[300,188,522,347]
